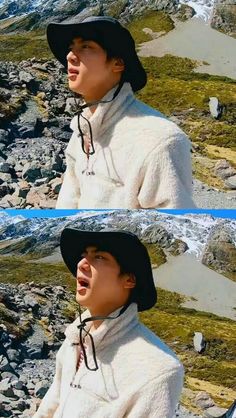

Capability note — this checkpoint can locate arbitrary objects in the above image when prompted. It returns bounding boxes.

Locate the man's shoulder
[121,98,189,142]
[118,322,183,376]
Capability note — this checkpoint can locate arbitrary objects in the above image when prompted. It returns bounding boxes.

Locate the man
[33,228,184,418]
[47,16,196,209]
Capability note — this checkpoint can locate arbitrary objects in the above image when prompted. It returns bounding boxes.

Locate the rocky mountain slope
[0,210,235,267]
[0,0,235,38]
[0,0,179,32]
[211,0,236,37]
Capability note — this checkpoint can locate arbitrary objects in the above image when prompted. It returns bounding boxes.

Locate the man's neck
[88,303,125,331]
[83,81,121,114]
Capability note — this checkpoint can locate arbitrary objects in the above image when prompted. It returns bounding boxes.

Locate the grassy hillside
[0,30,52,61]
[141,288,236,409]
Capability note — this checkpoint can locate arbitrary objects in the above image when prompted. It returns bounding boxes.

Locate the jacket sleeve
[56,153,80,209]
[56,129,81,209]
[137,133,196,209]
[124,365,184,418]
[32,341,66,418]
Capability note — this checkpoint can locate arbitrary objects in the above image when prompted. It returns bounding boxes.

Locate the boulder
[211,0,236,37]
[0,129,10,145]
[0,173,12,183]
[203,405,228,417]
[0,194,24,208]
[224,175,236,190]
[214,160,236,180]
[22,162,42,182]
[195,392,215,410]
[6,349,21,363]
[0,381,15,398]
[19,71,38,92]
[23,295,39,311]
[34,380,50,399]
[26,188,47,207]
[193,332,206,353]
[209,97,223,119]
[0,162,12,174]
[39,198,56,209]
[202,224,236,278]
[50,177,63,194]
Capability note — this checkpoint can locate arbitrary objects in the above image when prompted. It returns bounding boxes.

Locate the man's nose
[77,257,90,271]
[67,50,79,64]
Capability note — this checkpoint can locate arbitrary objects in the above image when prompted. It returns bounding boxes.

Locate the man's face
[66,37,124,101]
[76,246,135,314]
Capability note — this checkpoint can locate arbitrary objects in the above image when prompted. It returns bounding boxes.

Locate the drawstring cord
[74,81,124,175]
[76,303,130,372]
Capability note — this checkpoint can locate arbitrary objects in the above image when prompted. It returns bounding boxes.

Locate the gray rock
[0,381,16,398]
[6,349,21,363]
[209,97,223,119]
[65,97,78,114]
[22,162,42,182]
[0,162,11,173]
[19,71,34,85]
[23,295,39,311]
[214,160,236,180]
[41,163,57,180]
[26,346,43,360]
[11,380,27,391]
[193,332,206,353]
[0,172,12,183]
[195,392,215,410]
[203,406,228,417]
[34,177,49,187]
[0,372,19,380]
[39,198,56,209]
[0,356,12,373]
[18,125,36,139]
[224,175,236,190]
[0,129,10,144]
[34,380,50,398]
[0,393,12,405]
[50,177,62,194]
[0,184,11,198]
[13,388,27,399]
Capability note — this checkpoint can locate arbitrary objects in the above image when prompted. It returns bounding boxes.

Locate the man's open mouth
[78,279,89,288]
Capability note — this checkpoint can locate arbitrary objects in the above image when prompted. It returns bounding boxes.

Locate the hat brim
[60,228,157,311]
[47,20,147,92]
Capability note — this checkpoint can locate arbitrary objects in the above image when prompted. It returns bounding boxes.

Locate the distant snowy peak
[0,211,25,226]
[0,211,235,260]
[179,0,214,21]
[0,0,215,24]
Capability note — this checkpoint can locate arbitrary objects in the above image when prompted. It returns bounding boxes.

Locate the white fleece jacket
[33,303,184,418]
[56,83,195,209]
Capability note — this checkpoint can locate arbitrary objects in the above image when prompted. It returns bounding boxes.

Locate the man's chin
[68,81,83,95]
[76,294,88,305]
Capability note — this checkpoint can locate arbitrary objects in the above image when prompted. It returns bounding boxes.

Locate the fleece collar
[70,82,135,143]
[65,303,139,351]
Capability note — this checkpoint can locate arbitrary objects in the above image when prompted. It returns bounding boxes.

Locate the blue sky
[3,209,236,219]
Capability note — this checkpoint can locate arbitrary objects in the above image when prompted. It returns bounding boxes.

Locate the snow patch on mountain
[179,0,214,22]
[1,211,235,259]
[0,211,25,226]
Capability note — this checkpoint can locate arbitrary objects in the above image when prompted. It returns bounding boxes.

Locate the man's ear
[124,273,136,289]
[112,57,125,73]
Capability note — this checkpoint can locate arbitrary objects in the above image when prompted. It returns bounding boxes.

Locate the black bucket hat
[60,228,157,311]
[47,15,147,92]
